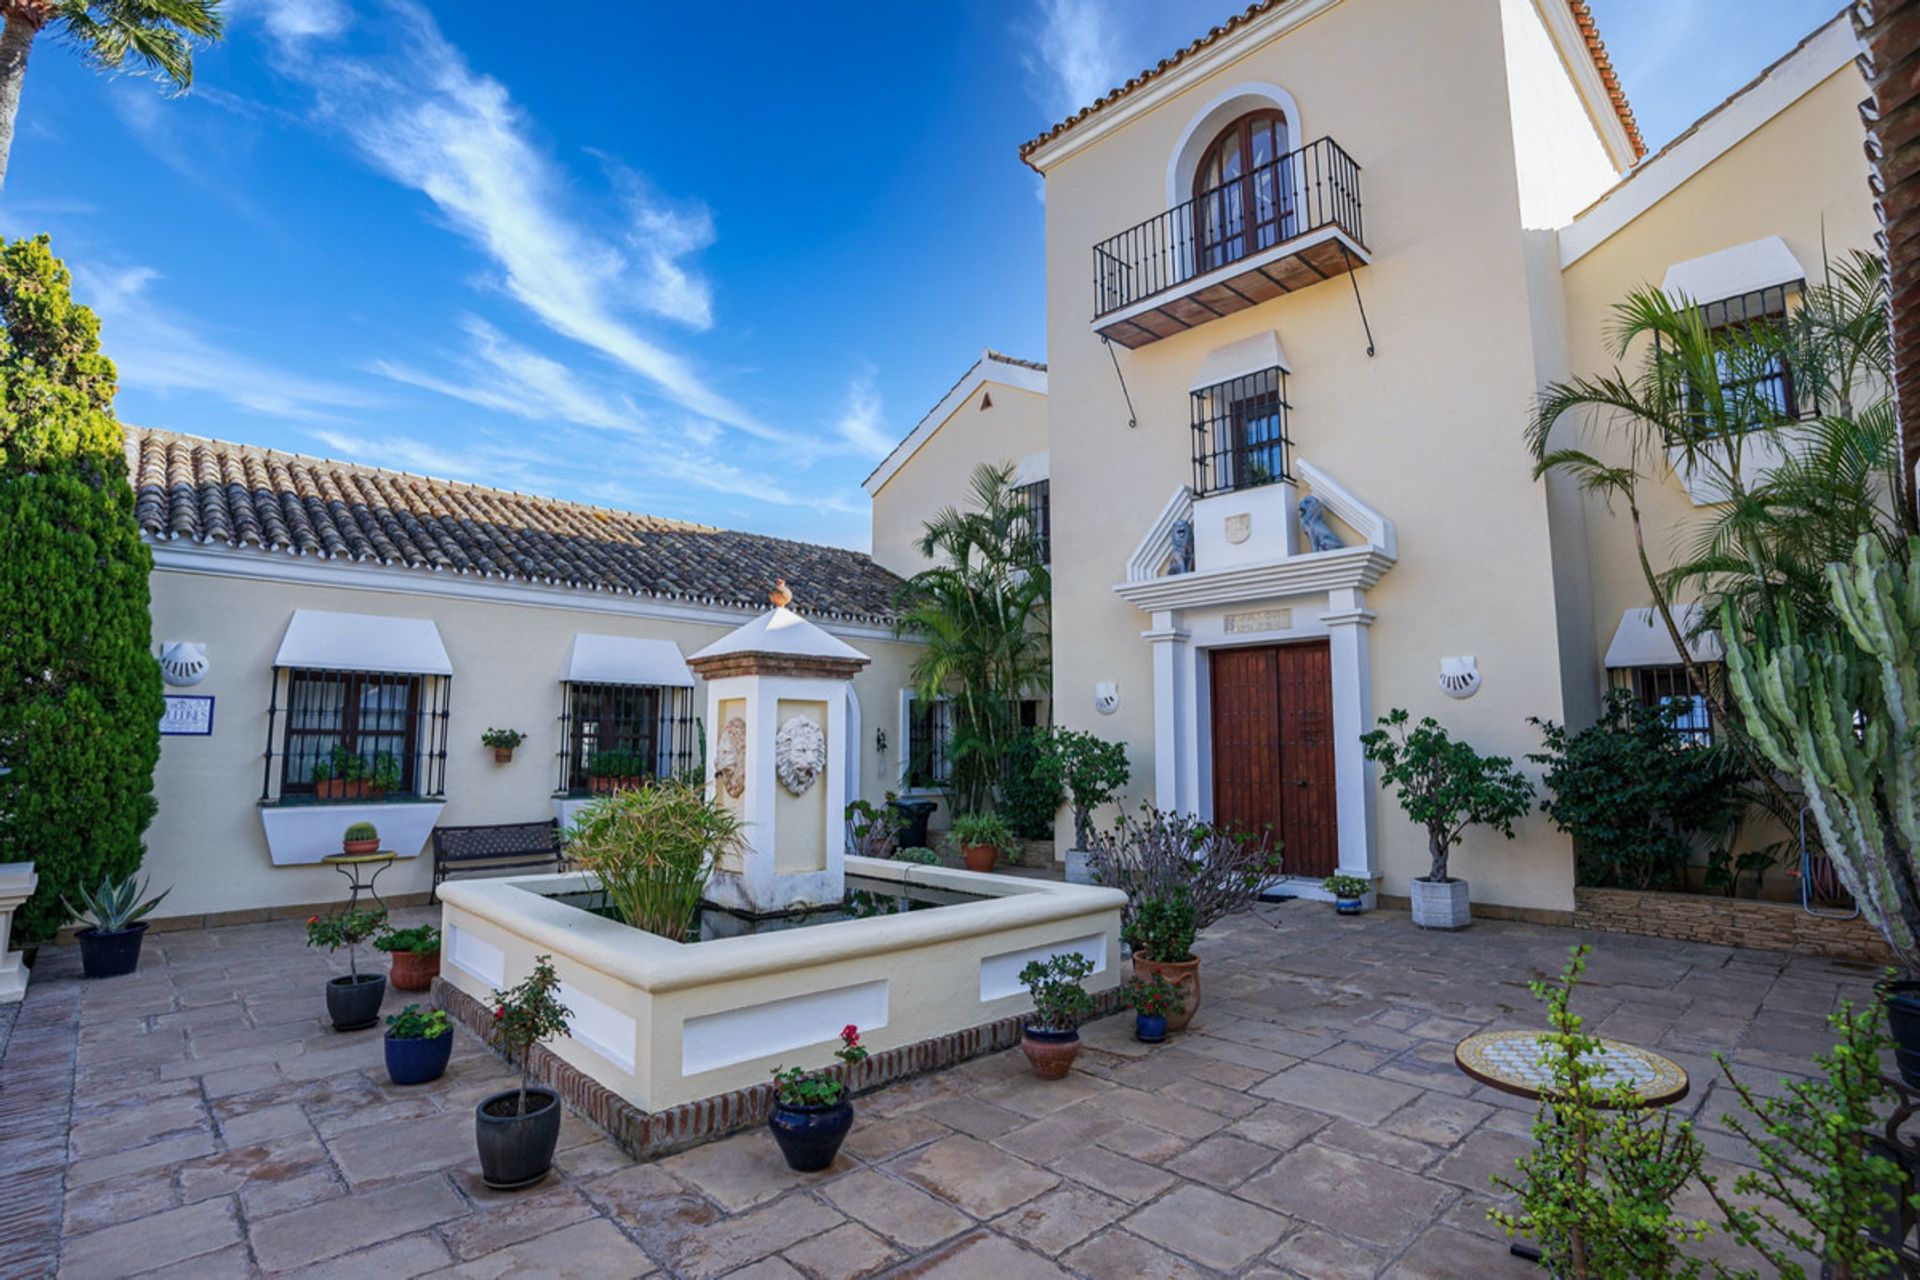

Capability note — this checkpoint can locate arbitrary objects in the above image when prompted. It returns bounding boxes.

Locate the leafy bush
[1019,952,1095,1032]
[893,846,941,866]
[374,923,440,954]
[1530,690,1753,892]
[1088,806,1277,942]
[845,796,897,859]
[1046,729,1130,848]
[1321,873,1371,900]
[1360,710,1533,883]
[489,956,572,1116]
[1001,729,1063,839]
[384,1004,451,1040]
[1125,888,1197,963]
[0,237,164,944]
[569,780,744,941]
[304,907,386,978]
[951,811,1013,850]
[481,727,524,749]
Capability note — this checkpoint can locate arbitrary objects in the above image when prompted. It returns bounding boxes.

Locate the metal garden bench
[430,820,566,901]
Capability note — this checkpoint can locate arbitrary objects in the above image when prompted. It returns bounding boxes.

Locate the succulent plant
[64,871,170,933]
[343,821,379,844]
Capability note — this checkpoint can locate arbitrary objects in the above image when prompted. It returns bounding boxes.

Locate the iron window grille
[1610,664,1716,746]
[1660,281,1812,439]
[905,697,953,790]
[557,682,699,795]
[1016,478,1051,565]
[263,668,450,802]
[1192,365,1291,497]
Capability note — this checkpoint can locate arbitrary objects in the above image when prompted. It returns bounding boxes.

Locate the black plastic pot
[1882,980,1920,1089]
[324,973,387,1031]
[77,923,149,979]
[475,1087,562,1190]
[768,1099,854,1172]
[891,800,936,851]
[385,1029,454,1086]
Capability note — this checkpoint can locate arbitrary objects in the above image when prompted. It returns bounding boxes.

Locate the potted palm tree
[305,907,387,1030]
[768,1025,869,1171]
[1018,952,1095,1079]
[477,956,573,1190]
[951,811,1012,873]
[65,872,169,979]
[374,922,441,992]
[384,1004,454,1086]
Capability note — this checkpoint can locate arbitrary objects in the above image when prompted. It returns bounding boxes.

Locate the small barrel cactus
[343,821,380,844]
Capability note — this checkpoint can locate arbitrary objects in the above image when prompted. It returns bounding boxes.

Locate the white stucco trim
[1192,331,1292,388]
[147,541,903,644]
[1295,458,1396,557]
[862,353,1048,496]
[274,609,452,676]
[1603,605,1725,668]
[1011,451,1050,487]
[1114,545,1395,612]
[682,979,890,1076]
[1660,236,1806,305]
[1127,488,1195,583]
[1164,81,1306,211]
[258,800,445,866]
[979,933,1107,1002]
[1530,0,1639,172]
[1559,15,1858,266]
[562,633,694,688]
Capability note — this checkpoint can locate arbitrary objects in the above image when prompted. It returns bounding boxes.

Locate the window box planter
[76,922,149,980]
[386,1026,454,1086]
[475,1087,562,1189]
[768,1098,854,1172]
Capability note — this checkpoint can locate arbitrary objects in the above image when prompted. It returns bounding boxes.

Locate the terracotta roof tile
[126,427,906,626]
[1017,0,1644,168]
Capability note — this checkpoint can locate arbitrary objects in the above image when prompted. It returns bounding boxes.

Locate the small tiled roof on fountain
[688,603,871,679]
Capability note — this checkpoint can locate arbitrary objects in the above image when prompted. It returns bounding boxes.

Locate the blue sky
[5,0,1840,550]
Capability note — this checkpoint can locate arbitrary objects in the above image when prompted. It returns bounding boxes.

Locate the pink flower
[306,916,318,925]
[841,1025,860,1045]
[494,1005,505,1021]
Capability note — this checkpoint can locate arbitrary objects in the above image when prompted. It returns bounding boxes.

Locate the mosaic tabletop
[1454,1029,1689,1106]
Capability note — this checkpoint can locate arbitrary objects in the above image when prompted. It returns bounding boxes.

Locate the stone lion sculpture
[1165,519,1195,575]
[714,716,748,800]
[1298,496,1344,553]
[774,715,827,796]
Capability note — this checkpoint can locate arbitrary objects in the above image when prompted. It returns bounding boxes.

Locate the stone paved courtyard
[0,900,1880,1279]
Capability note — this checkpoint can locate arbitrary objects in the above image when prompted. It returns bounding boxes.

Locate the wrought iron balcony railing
[1092,136,1364,323]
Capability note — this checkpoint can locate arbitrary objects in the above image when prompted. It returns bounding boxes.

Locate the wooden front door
[1210,641,1338,878]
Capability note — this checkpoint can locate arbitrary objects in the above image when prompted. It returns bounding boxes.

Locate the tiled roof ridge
[983,349,1048,373]
[124,425,905,625]
[1016,0,1645,167]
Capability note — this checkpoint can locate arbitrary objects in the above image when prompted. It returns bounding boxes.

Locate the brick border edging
[432,975,1124,1160]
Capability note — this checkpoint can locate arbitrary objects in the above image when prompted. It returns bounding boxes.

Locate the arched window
[1193,110,1294,271]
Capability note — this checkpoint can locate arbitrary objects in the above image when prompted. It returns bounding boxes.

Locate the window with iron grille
[1669,281,1810,436]
[1192,366,1290,497]
[558,682,699,795]
[266,669,450,801]
[1017,479,1051,565]
[1609,664,1716,745]
[905,696,952,790]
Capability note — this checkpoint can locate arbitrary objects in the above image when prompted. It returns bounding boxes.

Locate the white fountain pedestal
[688,607,870,917]
[0,862,38,1003]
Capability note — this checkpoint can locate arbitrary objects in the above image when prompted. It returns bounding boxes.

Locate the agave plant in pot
[384,1004,454,1086]
[65,872,169,979]
[477,956,573,1190]
[951,810,1012,873]
[1019,952,1095,1079]
[375,923,441,992]
[768,1026,869,1172]
[305,907,388,1030]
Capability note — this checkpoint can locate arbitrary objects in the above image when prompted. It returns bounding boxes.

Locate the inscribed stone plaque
[1223,608,1292,635]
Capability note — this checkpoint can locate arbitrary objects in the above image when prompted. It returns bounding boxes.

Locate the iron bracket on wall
[1338,242,1377,358]
[1101,335,1139,429]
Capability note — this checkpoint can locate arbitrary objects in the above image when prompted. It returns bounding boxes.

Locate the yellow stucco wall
[144,559,924,920]
[868,379,1048,579]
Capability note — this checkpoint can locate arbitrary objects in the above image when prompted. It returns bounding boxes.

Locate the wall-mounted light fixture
[875,727,888,755]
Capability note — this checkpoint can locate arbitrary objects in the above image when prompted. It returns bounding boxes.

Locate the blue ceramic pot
[385,1028,454,1085]
[1335,897,1362,915]
[768,1099,854,1172]
[1135,1012,1168,1044]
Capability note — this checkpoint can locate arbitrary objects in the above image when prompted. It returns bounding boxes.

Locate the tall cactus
[1722,536,1920,969]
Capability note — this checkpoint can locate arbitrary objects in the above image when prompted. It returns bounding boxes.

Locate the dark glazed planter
[385,1028,454,1086]
[1335,897,1363,916]
[768,1099,855,1172]
[1882,980,1920,1088]
[388,949,441,993]
[324,972,387,1031]
[1133,951,1202,1031]
[1020,1026,1082,1079]
[1135,1012,1168,1044]
[891,800,935,850]
[476,1087,562,1190]
[77,922,148,979]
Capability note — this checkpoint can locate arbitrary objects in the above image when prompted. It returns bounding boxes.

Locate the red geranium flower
[494,1005,505,1020]
[841,1025,859,1044]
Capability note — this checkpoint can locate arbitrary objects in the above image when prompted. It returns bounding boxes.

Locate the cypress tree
[0,235,162,943]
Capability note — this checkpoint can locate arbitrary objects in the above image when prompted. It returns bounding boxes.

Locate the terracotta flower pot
[342,838,380,856]
[962,844,998,873]
[493,747,514,764]
[389,948,441,992]
[589,777,610,795]
[1020,1027,1081,1079]
[1133,951,1201,1031]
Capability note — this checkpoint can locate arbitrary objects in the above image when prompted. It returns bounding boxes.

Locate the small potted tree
[375,922,441,991]
[1126,887,1200,1031]
[306,907,388,1030]
[1124,974,1180,1044]
[477,955,573,1190]
[1360,709,1533,930]
[384,1004,454,1085]
[341,821,380,856]
[482,727,525,764]
[768,1025,869,1172]
[951,811,1012,873]
[1322,873,1372,916]
[1048,730,1130,884]
[65,872,169,979]
[1018,952,1095,1079]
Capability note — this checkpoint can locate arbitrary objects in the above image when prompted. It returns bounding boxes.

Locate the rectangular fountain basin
[436,856,1126,1113]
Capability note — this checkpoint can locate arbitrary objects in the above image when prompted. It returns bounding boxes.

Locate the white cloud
[305,426,555,494]
[370,316,645,433]
[257,2,774,439]
[74,262,370,419]
[1029,0,1124,123]
[833,372,893,456]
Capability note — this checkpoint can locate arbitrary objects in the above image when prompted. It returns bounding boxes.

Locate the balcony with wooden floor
[1092,137,1368,349]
